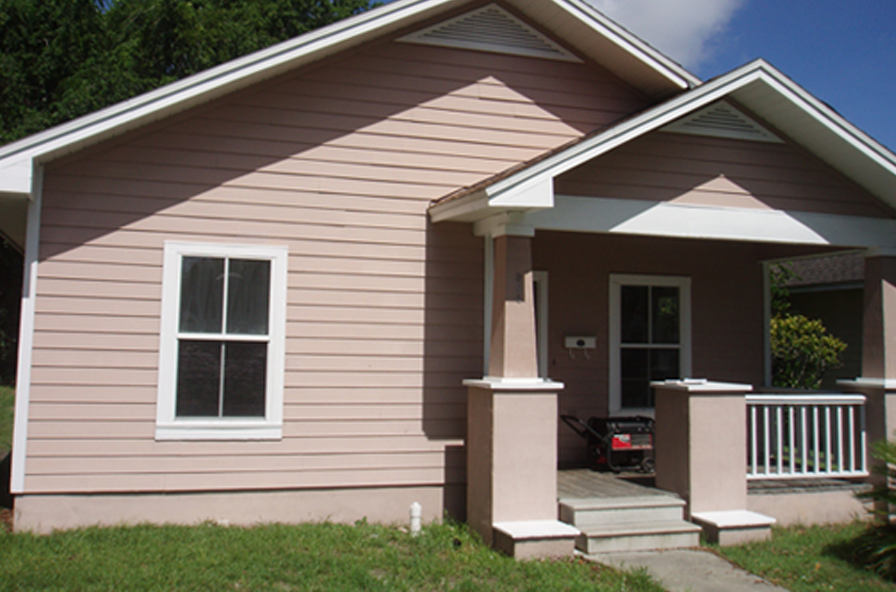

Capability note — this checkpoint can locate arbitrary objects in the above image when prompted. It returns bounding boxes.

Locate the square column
[842,250,896,517]
[464,226,576,558]
[654,379,774,545]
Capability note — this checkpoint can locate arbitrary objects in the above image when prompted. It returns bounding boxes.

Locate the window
[156,242,288,440]
[609,275,691,414]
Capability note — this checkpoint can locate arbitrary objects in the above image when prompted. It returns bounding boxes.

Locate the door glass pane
[621,348,649,408]
[176,340,221,416]
[180,257,224,333]
[226,259,271,335]
[652,286,680,344]
[222,342,267,417]
[621,286,649,343]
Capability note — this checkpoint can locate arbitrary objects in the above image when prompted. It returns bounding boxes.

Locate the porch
[555,387,872,554]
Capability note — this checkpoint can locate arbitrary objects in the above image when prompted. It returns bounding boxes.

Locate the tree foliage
[0,0,377,384]
[768,262,847,389]
[0,0,377,145]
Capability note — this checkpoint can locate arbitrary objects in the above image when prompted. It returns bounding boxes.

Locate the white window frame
[609,274,691,417]
[156,241,288,440]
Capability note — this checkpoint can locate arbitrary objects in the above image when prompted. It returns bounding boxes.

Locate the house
[3,0,896,555]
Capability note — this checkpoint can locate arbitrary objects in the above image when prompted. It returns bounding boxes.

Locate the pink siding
[555,132,894,218]
[533,232,832,465]
[27,38,649,496]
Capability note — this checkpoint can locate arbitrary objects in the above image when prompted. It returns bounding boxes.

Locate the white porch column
[465,225,574,559]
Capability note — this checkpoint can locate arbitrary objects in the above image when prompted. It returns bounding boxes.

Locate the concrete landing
[590,549,789,592]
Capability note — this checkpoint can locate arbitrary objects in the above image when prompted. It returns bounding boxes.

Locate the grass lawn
[715,521,896,592]
[0,520,665,592]
[0,385,12,453]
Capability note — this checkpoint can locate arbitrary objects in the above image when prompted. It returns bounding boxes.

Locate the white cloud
[587,0,745,69]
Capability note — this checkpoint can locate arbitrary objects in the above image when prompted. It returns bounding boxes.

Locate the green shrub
[770,313,846,390]
[854,438,896,580]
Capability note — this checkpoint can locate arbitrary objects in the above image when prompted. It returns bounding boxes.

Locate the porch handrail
[746,393,868,480]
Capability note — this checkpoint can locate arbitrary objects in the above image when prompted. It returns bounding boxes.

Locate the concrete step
[576,520,702,554]
[559,495,686,528]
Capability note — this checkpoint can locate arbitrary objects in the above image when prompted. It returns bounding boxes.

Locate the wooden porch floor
[558,468,677,500]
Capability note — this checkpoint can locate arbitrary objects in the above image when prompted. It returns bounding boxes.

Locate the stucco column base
[654,379,774,546]
[464,377,577,558]
[839,378,896,518]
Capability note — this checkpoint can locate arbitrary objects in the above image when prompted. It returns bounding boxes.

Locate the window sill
[155,421,282,441]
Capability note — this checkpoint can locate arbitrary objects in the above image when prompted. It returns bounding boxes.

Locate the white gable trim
[430,59,896,223]
[0,0,697,198]
[10,166,43,493]
[525,195,896,248]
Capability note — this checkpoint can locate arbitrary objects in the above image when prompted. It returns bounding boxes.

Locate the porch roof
[428,59,896,250]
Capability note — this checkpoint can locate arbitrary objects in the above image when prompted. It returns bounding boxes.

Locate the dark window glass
[621,348,650,408]
[176,340,222,416]
[226,259,271,335]
[651,348,680,381]
[652,287,680,344]
[620,286,648,343]
[180,257,224,333]
[222,342,267,417]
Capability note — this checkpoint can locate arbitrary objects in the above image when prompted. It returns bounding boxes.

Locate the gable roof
[429,59,896,223]
[0,0,697,200]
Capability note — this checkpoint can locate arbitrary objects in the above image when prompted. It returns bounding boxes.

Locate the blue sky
[591,0,896,152]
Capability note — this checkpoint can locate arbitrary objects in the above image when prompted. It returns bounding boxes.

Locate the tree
[0,0,378,146]
[769,262,847,389]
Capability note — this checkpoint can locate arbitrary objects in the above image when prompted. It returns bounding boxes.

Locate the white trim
[609,274,692,416]
[483,235,494,376]
[156,241,288,441]
[762,261,772,387]
[525,196,896,248]
[429,60,896,224]
[653,379,751,393]
[533,271,549,379]
[0,0,696,198]
[463,377,565,391]
[10,165,43,493]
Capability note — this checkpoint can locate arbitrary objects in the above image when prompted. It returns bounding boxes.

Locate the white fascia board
[554,0,699,90]
[527,195,896,248]
[0,158,33,198]
[487,177,553,208]
[428,191,490,223]
[0,0,458,194]
[483,60,896,209]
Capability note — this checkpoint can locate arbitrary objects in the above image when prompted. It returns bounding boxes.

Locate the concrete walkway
[590,549,789,592]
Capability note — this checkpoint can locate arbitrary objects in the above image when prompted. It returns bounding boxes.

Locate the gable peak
[398,3,581,63]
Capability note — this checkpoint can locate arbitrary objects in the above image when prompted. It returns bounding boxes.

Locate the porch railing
[746,393,868,480]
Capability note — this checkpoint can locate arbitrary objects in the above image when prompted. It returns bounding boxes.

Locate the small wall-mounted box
[564,336,596,349]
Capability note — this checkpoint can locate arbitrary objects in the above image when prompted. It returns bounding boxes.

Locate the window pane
[180,257,224,333]
[222,342,267,417]
[651,348,680,381]
[652,286,680,344]
[226,259,271,335]
[620,286,649,343]
[176,340,221,416]
[621,348,650,408]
